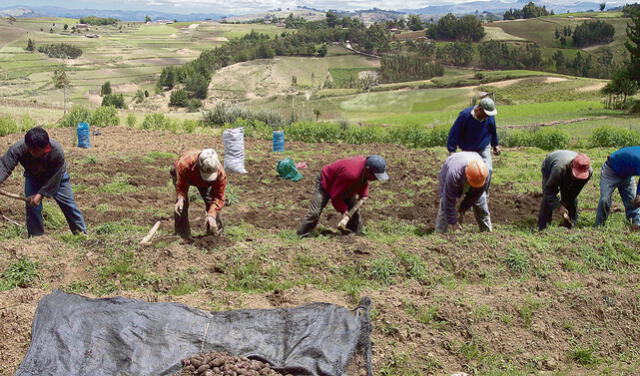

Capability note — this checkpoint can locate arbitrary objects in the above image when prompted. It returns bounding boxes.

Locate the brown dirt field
[1,127,638,375]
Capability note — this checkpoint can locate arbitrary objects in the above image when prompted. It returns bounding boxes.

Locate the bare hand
[454,223,463,231]
[634,195,640,208]
[28,193,43,207]
[493,146,501,156]
[174,197,184,216]
[205,215,218,234]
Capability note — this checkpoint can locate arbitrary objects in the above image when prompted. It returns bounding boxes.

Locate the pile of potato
[176,351,294,376]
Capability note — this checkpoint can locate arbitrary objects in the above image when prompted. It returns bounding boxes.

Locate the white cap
[198,149,221,182]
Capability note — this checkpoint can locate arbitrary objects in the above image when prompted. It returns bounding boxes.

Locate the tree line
[158,13,393,107]
[78,16,119,25]
[30,42,82,59]
[426,14,484,42]
[503,2,553,20]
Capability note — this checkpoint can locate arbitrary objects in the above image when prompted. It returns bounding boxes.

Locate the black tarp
[15,291,373,376]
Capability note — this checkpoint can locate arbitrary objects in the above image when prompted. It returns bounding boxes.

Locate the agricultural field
[2,12,640,376]
[0,17,282,108]
[1,127,640,375]
[487,14,630,60]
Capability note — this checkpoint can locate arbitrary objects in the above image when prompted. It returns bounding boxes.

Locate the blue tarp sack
[273,131,284,152]
[76,122,91,148]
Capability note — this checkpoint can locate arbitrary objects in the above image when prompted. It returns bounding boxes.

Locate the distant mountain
[0,6,41,17]
[401,1,624,16]
[339,8,405,23]
[0,5,227,21]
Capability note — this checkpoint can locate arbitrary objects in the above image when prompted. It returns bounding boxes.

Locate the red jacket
[321,156,369,214]
[174,150,227,216]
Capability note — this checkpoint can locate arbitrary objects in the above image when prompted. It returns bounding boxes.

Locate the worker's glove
[174,197,184,216]
[205,215,218,235]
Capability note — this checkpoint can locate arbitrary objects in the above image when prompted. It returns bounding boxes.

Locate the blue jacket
[609,146,640,193]
[447,106,499,153]
[609,146,640,177]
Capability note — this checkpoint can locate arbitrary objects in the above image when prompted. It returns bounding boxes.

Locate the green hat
[479,97,497,116]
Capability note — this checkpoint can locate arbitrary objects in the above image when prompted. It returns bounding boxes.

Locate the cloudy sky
[6,0,519,15]
[3,0,622,15]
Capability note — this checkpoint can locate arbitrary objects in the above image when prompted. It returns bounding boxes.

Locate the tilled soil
[175,351,292,376]
[0,127,542,243]
[0,127,609,376]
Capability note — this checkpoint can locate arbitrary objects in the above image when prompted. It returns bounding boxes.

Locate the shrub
[531,128,568,150]
[502,128,568,150]
[182,120,198,133]
[37,43,82,59]
[60,105,92,128]
[202,103,286,128]
[134,89,145,103]
[126,113,137,127]
[0,258,38,290]
[187,99,202,112]
[0,116,20,136]
[284,121,344,143]
[100,81,112,96]
[169,89,189,107]
[90,106,119,127]
[102,93,126,109]
[590,126,640,147]
[141,113,176,132]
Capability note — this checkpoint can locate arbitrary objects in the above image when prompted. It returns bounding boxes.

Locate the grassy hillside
[487,15,629,60]
[0,18,282,108]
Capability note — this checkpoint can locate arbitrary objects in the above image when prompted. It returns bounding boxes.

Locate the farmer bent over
[171,149,226,238]
[538,150,592,231]
[595,146,640,230]
[435,152,491,233]
[297,155,389,237]
[0,127,86,237]
[447,97,500,191]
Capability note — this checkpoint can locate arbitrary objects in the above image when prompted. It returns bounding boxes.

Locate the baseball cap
[198,149,221,182]
[479,97,497,116]
[571,153,591,180]
[366,155,389,181]
[465,159,489,188]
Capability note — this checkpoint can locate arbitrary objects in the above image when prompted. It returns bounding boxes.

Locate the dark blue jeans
[24,172,86,237]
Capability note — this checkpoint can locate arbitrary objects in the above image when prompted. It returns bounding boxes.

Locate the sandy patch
[188,23,200,29]
[175,48,197,56]
[113,83,139,93]
[575,82,607,92]
[212,37,229,42]
[87,94,102,105]
[492,19,528,23]
[485,76,567,88]
[358,70,379,80]
[542,77,568,83]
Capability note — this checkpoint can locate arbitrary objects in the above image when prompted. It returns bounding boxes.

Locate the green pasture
[481,26,527,42]
[490,16,629,55]
[548,11,624,18]
[479,76,606,104]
